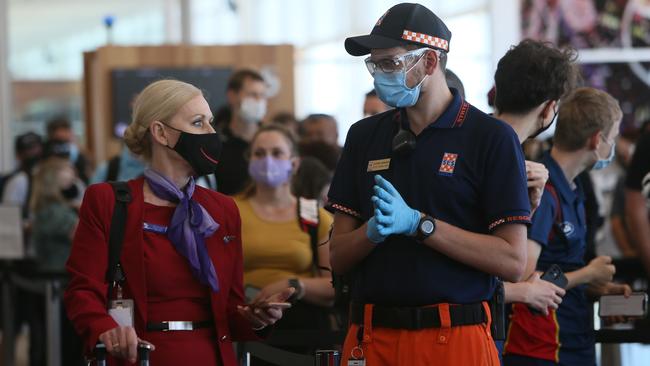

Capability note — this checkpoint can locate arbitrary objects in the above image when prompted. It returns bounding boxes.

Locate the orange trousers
[340,302,500,366]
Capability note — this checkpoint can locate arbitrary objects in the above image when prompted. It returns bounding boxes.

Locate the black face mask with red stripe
[164,124,222,177]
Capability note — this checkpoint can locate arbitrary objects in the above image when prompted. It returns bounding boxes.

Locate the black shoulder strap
[23,170,33,219]
[545,182,563,223]
[106,181,132,285]
[0,169,18,198]
[545,181,568,246]
[106,156,121,182]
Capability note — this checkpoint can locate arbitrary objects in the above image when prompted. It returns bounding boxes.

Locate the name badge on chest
[367,158,391,172]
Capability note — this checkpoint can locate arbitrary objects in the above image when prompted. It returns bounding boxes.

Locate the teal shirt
[31,202,78,271]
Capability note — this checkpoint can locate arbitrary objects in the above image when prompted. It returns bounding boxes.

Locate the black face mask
[164,124,223,176]
[61,184,80,200]
[530,105,559,139]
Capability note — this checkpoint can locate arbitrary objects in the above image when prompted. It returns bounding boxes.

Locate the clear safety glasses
[364,47,432,75]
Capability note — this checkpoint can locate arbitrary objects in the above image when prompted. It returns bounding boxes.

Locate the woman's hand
[98,326,155,363]
[237,287,295,330]
[256,279,295,303]
[524,272,566,316]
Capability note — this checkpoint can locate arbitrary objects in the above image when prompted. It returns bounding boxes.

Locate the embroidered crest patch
[438,153,458,176]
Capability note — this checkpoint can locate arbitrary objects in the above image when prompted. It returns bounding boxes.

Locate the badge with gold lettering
[367,158,391,172]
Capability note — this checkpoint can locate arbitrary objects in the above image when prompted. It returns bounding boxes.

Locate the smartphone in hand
[539,264,568,289]
[599,293,647,317]
[530,264,568,315]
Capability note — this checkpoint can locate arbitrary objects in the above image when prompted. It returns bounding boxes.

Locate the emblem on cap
[376,10,389,26]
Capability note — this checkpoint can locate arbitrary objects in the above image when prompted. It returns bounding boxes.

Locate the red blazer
[64,177,258,365]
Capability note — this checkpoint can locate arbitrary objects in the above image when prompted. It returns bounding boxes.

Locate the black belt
[350,302,487,330]
[146,320,212,332]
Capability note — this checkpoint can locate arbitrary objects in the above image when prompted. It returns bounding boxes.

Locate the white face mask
[239,97,267,123]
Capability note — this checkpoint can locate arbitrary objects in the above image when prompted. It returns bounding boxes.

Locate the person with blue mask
[91,145,147,183]
[328,3,532,365]
[504,87,632,366]
[46,117,92,184]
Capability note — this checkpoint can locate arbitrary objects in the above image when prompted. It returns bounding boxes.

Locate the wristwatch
[416,215,436,241]
[288,278,305,302]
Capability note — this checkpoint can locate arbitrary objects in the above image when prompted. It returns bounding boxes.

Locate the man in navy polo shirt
[489,38,579,364]
[328,3,530,365]
[493,39,579,314]
[504,88,631,366]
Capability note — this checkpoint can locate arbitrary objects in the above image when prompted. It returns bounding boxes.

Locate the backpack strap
[544,181,568,246]
[106,181,132,288]
[106,156,121,182]
[0,169,19,200]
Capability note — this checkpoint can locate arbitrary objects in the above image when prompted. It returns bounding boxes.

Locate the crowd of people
[1,2,650,366]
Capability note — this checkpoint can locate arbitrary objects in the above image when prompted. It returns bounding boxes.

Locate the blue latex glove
[366,216,387,244]
[371,175,420,237]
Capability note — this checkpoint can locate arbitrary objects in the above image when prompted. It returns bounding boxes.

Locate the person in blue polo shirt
[503,87,632,366]
[328,3,531,365]
[491,38,578,364]
[493,39,580,316]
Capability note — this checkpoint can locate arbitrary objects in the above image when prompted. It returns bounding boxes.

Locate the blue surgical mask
[373,59,427,108]
[592,141,615,170]
[68,143,79,163]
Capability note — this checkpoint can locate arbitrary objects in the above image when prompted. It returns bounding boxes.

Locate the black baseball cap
[345,3,451,56]
[14,132,42,153]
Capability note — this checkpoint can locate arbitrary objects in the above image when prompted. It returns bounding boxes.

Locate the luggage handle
[91,342,153,366]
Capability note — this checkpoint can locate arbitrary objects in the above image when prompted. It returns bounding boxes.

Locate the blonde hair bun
[124,79,202,158]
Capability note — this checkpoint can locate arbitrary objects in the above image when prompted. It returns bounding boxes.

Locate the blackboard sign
[111,67,232,136]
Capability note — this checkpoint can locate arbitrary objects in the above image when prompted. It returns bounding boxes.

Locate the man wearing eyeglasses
[327,3,531,365]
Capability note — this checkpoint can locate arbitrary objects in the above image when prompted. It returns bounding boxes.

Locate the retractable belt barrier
[238,329,346,366]
[1,262,68,366]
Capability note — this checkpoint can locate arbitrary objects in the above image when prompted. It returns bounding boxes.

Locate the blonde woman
[30,157,81,270]
[64,80,292,366]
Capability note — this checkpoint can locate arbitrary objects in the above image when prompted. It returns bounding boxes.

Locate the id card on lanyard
[108,298,134,327]
[108,264,134,327]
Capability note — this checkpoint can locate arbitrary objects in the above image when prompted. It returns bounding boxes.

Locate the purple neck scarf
[143,169,220,292]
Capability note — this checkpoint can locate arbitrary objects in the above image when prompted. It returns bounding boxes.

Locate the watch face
[421,220,434,234]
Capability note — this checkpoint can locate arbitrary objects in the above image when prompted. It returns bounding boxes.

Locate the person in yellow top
[235,125,334,355]
[238,196,333,297]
